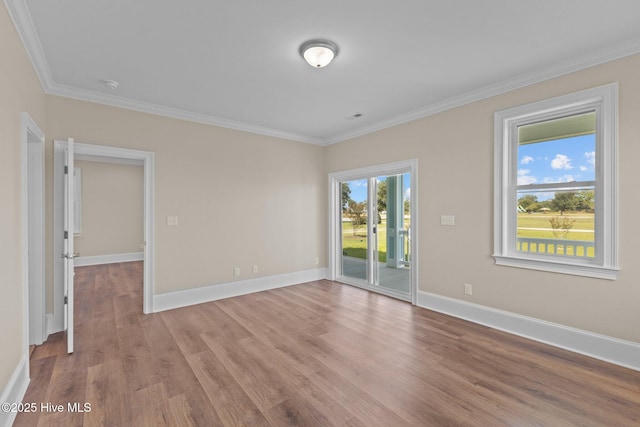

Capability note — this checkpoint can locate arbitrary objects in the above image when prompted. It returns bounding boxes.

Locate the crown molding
[4,1,324,145]
[4,0,54,90]
[46,81,326,145]
[325,37,640,145]
[7,0,640,147]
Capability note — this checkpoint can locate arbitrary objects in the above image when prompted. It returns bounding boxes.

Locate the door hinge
[64,295,68,305]
[64,165,68,174]
[64,230,68,239]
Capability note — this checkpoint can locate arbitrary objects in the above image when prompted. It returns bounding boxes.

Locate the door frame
[53,141,155,333]
[63,138,75,353]
[21,113,46,353]
[328,159,418,304]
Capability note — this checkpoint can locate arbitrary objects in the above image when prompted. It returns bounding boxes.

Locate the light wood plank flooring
[16,262,640,426]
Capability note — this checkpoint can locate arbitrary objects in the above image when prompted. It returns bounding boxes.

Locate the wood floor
[16,262,640,426]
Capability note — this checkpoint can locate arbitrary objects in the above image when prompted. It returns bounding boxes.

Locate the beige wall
[74,160,144,257]
[0,3,46,396]
[327,54,640,343]
[45,96,327,297]
[4,0,639,400]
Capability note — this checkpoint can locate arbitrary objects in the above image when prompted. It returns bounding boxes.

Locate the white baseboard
[417,291,640,372]
[153,268,327,313]
[0,355,29,427]
[74,252,144,267]
[45,313,58,336]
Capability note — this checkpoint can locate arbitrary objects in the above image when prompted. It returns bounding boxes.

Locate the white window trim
[493,83,619,280]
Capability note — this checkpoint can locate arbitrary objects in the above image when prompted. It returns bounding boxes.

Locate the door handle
[61,253,80,259]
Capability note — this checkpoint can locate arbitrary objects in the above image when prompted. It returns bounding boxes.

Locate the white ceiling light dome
[299,39,339,68]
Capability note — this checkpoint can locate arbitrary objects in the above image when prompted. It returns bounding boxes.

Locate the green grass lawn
[342,221,387,262]
[341,219,411,263]
[517,212,594,241]
[342,213,594,261]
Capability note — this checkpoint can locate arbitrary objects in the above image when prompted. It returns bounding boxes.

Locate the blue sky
[346,173,411,204]
[518,134,595,189]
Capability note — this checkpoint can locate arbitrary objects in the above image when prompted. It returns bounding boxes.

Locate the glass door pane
[376,173,411,295]
[340,179,368,281]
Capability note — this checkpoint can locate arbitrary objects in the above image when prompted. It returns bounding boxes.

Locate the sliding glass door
[337,168,413,301]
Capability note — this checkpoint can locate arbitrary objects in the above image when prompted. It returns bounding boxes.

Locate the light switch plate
[441,215,455,226]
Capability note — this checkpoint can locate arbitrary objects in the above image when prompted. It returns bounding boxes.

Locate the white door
[63,138,75,353]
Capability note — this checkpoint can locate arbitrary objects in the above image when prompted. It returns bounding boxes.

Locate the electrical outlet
[315,257,319,265]
[167,216,178,226]
[252,265,258,274]
[464,283,473,295]
[234,267,240,277]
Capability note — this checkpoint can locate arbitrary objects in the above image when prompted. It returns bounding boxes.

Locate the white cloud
[551,154,573,170]
[580,166,588,171]
[517,169,537,185]
[405,187,411,198]
[584,151,595,166]
[520,156,534,165]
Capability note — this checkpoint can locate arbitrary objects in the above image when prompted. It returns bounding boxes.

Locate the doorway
[329,160,418,303]
[53,141,155,339]
[21,113,46,347]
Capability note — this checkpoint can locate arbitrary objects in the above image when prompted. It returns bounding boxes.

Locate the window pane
[516,112,596,258]
[376,174,411,296]
[517,136,596,186]
[341,179,368,280]
[516,189,595,258]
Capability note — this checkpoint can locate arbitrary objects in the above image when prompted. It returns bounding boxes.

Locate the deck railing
[517,237,594,258]
[399,228,411,266]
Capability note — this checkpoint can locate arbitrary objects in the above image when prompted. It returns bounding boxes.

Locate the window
[494,84,618,279]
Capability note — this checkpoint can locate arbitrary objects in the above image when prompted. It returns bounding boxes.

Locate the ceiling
[7,0,640,145]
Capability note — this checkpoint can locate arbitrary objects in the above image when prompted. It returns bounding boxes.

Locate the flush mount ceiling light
[299,39,339,68]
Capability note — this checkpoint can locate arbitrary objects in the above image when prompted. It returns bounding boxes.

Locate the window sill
[493,255,619,280]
